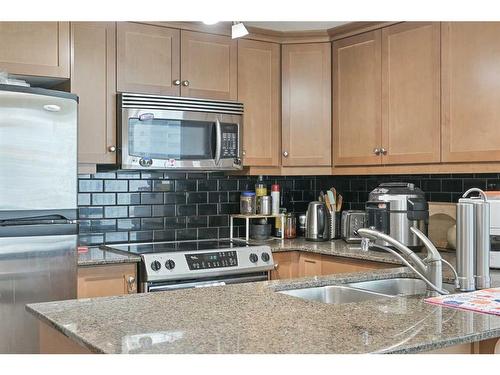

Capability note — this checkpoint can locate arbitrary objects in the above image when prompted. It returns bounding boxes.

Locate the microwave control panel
[221,124,238,158]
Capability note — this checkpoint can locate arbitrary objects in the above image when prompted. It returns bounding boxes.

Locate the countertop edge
[26,304,105,354]
[385,330,500,354]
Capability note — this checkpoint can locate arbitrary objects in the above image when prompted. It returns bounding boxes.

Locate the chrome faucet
[357,227,459,296]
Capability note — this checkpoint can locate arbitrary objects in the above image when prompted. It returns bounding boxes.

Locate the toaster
[341,210,367,243]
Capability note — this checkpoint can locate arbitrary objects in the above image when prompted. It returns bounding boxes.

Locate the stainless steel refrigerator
[0,85,78,353]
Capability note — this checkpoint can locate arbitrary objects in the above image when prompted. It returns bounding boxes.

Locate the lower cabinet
[39,322,92,354]
[77,263,137,299]
[270,251,397,280]
[270,251,300,280]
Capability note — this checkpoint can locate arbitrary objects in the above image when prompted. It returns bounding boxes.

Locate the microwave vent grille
[119,93,244,115]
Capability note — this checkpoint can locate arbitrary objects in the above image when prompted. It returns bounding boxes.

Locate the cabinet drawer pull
[127,275,136,293]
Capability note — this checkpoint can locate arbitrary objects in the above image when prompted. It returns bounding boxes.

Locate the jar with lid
[240,191,256,215]
[258,196,272,215]
[284,213,297,239]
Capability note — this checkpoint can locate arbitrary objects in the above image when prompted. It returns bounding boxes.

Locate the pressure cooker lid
[369,182,425,199]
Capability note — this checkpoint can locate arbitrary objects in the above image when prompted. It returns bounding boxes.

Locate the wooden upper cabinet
[117,22,180,95]
[238,39,280,167]
[381,22,441,165]
[71,22,117,165]
[282,43,331,167]
[333,30,382,166]
[442,22,500,162]
[180,30,237,100]
[0,22,69,78]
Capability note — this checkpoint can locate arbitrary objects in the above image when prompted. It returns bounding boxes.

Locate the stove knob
[261,253,270,262]
[151,260,161,271]
[165,259,176,270]
[249,253,258,263]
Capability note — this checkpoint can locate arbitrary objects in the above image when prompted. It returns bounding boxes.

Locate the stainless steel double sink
[278,278,455,305]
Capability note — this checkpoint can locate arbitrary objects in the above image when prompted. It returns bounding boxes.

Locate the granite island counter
[27,266,500,354]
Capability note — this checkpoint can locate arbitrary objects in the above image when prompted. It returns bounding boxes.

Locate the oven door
[145,272,268,292]
[120,108,242,170]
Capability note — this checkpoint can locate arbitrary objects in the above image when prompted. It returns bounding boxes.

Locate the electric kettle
[305,201,330,241]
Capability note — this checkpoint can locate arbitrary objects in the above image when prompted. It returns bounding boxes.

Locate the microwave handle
[215,118,222,165]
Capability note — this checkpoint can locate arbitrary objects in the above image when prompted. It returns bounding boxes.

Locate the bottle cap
[241,191,256,196]
[271,184,280,192]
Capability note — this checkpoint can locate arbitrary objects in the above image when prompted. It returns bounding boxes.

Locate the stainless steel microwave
[118,93,243,171]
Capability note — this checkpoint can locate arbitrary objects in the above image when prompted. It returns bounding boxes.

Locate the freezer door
[0,234,77,353]
[0,88,77,213]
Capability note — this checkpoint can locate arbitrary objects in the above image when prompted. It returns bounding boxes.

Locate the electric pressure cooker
[365,182,429,250]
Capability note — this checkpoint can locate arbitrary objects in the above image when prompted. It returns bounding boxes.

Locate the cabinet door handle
[373,148,381,156]
[242,150,246,156]
[173,79,181,86]
[127,275,136,293]
[283,151,289,157]
[108,146,116,152]
[182,80,190,87]
[274,263,279,270]
[380,148,387,155]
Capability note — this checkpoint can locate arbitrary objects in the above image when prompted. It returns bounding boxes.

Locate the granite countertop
[77,246,141,267]
[262,237,455,265]
[27,265,500,354]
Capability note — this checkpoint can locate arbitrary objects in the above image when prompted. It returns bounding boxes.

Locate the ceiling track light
[232,21,249,39]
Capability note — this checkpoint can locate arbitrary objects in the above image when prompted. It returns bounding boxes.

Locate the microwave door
[122,110,220,170]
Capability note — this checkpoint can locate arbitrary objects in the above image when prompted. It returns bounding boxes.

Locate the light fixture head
[231,22,248,39]
[202,21,219,25]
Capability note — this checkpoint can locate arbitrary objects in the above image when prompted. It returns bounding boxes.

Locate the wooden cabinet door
[282,43,331,167]
[71,22,117,165]
[321,255,395,275]
[238,39,281,167]
[381,22,441,165]
[0,22,69,78]
[442,22,500,162]
[298,252,323,277]
[333,30,382,166]
[117,22,180,95]
[77,264,137,299]
[181,30,237,100]
[270,252,299,280]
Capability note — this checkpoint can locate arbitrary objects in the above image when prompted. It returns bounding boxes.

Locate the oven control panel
[185,251,238,270]
[139,245,274,282]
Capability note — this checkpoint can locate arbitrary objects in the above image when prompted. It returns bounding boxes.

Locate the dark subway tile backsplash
[317,173,500,210]
[78,170,498,246]
[78,171,317,245]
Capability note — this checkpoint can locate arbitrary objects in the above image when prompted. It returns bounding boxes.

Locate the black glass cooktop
[105,239,249,255]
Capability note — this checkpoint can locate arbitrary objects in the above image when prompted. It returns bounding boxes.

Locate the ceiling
[242,21,349,32]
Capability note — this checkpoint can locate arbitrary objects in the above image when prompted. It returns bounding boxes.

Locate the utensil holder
[329,211,341,240]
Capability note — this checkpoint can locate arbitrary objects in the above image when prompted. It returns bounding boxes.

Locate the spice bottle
[255,175,267,213]
[271,184,280,215]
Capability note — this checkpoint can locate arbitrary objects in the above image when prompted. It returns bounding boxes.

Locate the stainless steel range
[104,240,274,292]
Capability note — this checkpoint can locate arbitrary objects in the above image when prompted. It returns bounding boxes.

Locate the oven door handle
[147,274,268,292]
[214,118,222,166]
